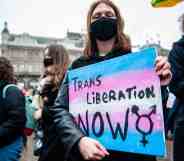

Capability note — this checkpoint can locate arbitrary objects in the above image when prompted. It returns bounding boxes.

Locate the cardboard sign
[69,48,166,156]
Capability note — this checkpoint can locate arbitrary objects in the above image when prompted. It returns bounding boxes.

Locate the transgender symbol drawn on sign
[68,48,166,157]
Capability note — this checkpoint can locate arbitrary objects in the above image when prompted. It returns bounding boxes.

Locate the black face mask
[90,17,117,41]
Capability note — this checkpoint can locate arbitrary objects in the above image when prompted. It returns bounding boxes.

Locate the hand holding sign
[155,56,172,86]
[79,137,109,160]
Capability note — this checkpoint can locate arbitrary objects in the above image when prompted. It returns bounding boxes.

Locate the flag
[151,0,183,7]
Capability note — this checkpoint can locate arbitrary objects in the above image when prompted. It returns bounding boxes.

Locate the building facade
[0,22,84,88]
[0,22,169,88]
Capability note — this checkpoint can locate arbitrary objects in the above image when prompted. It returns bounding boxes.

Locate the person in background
[0,56,26,161]
[168,13,184,161]
[51,0,172,161]
[37,44,70,161]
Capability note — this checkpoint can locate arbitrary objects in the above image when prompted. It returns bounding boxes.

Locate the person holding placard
[51,0,172,161]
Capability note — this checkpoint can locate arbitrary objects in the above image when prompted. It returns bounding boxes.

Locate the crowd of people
[0,0,183,161]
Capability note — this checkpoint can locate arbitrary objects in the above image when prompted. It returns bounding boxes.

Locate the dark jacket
[0,82,26,148]
[51,50,168,161]
[38,86,62,161]
[168,36,184,126]
[49,81,84,161]
[38,78,83,161]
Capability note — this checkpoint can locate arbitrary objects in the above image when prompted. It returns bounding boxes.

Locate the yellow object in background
[151,0,183,7]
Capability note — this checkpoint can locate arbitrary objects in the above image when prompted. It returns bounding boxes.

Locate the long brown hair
[0,56,16,84]
[84,0,131,57]
[44,44,69,89]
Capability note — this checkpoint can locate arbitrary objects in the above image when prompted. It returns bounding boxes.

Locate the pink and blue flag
[69,48,166,157]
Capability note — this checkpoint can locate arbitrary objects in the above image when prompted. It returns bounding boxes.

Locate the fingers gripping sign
[78,137,109,160]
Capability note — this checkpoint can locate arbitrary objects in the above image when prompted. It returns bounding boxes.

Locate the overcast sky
[0,0,184,49]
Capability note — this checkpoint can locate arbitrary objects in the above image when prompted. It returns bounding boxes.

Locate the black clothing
[168,36,184,161]
[0,82,26,148]
[169,36,184,101]
[52,50,168,161]
[38,86,64,161]
[42,89,58,146]
[38,79,83,161]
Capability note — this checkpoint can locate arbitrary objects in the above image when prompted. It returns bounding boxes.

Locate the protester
[37,44,70,161]
[168,13,184,161]
[51,0,172,161]
[0,56,26,161]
